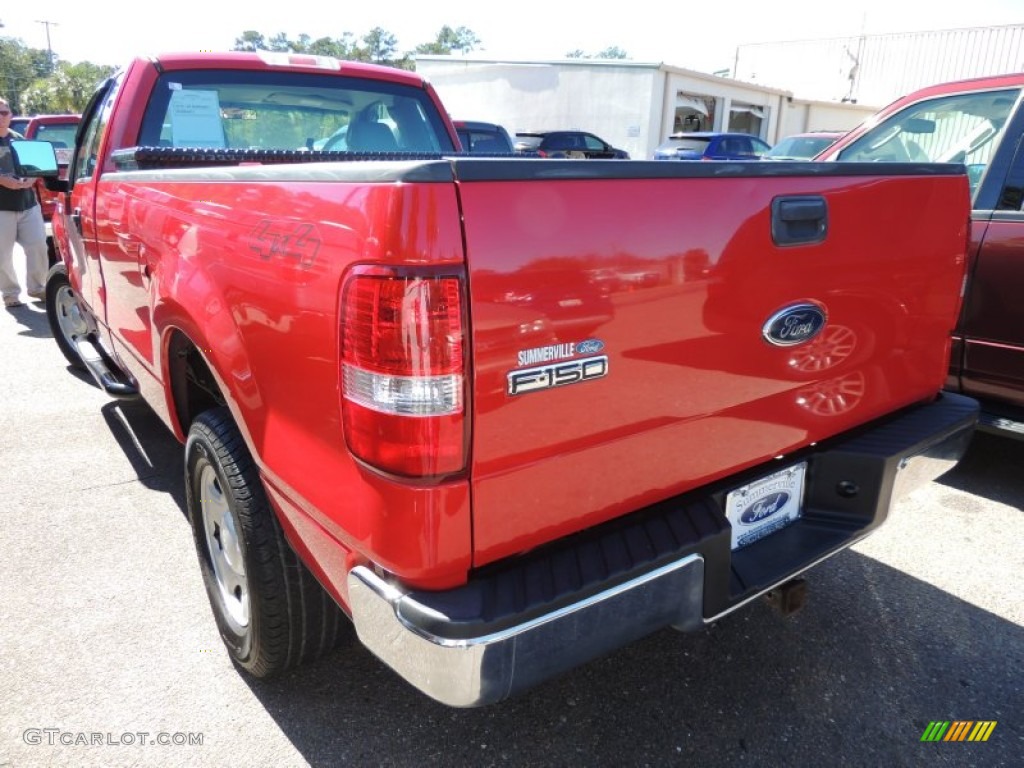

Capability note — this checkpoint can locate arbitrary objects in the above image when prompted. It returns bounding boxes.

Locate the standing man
[0,97,49,308]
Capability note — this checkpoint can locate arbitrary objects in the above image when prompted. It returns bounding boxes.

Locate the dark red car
[10,113,81,260]
[818,73,1024,438]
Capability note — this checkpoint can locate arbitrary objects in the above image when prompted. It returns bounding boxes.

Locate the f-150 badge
[508,339,607,396]
[762,303,827,347]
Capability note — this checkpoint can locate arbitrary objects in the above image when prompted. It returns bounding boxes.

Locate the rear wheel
[185,408,346,677]
[45,263,86,370]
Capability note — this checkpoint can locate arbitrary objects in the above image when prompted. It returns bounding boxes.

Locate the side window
[837,88,1020,168]
[73,77,120,183]
[74,117,102,182]
[838,88,1023,202]
[996,140,1024,211]
[583,134,605,151]
[467,131,510,154]
[736,138,754,155]
[751,138,770,157]
[545,135,569,151]
[34,123,78,149]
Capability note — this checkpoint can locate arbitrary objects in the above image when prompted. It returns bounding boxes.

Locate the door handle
[71,207,83,236]
[771,196,828,246]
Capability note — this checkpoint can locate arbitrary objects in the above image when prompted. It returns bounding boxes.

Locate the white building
[416,56,878,159]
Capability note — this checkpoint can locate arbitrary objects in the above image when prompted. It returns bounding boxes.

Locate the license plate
[725,463,806,550]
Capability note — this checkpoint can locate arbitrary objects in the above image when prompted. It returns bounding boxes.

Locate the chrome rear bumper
[349,555,704,707]
[347,392,978,707]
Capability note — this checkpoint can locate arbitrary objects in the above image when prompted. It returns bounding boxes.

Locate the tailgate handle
[771,196,827,246]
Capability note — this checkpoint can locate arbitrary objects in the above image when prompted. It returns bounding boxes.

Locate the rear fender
[154,295,262,451]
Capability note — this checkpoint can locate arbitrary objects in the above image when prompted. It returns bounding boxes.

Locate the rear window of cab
[138,69,456,154]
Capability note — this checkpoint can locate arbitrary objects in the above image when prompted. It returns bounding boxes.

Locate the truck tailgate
[454,161,969,567]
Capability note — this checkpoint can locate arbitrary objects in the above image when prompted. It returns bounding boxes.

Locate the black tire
[185,407,346,677]
[44,263,86,370]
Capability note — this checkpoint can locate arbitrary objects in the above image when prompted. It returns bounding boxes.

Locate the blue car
[653,132,771,161]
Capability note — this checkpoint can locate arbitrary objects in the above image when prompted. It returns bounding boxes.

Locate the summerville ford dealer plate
[725,463,807,550]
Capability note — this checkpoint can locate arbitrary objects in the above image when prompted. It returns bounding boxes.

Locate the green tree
[22,60,115,114]
[414,26,480,55]
[266,32,294,52]
[231,28,411,67]
[0,36,51,113]
[360,27,399,65]
[233,30,268,52]
[564,46,629,60]
[306,34,358,59]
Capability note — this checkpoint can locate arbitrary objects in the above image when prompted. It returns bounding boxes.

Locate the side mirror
[9,139,60,177]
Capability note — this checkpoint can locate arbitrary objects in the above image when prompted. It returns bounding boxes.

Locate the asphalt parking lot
[1,250,1022,768]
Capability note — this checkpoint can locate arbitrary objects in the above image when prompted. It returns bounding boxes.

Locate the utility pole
[36,19,58,71]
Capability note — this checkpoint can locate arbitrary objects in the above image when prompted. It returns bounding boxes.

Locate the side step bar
[75,336,139,399]
[977,410,1024,440]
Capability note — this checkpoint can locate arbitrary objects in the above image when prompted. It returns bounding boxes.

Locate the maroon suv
[819,73,1024,438]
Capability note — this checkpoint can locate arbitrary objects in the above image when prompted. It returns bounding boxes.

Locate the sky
[2,0,1022,74]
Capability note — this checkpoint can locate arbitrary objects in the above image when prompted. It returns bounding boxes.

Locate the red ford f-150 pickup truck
[818,73,1024,440]
[16,52,978,706]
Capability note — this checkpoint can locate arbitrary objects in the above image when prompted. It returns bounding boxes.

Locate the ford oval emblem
[577,338,605,355]
[762,303,827,347]
[740,492,790,525]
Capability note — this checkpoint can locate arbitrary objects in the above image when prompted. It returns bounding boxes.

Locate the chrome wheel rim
[200,465,250,632]
[54,284,89,347]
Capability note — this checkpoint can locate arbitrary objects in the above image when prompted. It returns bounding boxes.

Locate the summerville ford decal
[727,464,806,550]
[762,302,828,347]
[508,339,607,396]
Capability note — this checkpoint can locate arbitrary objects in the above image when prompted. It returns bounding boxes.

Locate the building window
[674,93,715,133]
[728,103,767,137]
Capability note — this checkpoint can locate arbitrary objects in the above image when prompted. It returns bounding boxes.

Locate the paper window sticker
[168,89,226,149]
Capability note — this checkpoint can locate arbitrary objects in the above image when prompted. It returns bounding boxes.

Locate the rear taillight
[341,268,467,477]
